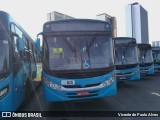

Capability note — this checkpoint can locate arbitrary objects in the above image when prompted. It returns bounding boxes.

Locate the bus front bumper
[43,80,116,102]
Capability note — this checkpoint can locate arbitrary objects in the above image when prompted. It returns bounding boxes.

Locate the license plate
[77,91,89,96]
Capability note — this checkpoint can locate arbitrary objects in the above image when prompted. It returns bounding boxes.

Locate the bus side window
[13,35,22,62]
[11,24,23,62]
[28,41,32,61]
[32,44,36,62]
[23,35,30,61]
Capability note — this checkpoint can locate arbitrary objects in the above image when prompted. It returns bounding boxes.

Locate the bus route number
[61,80,75,85]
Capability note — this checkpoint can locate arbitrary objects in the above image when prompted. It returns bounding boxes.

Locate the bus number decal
[61,80,75,85]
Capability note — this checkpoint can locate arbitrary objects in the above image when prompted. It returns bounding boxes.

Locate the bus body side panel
[140,64,155,75]
[12,66,25,111]
[131,71,140,80]
[116,66,140,81]
[0,69,25,111]
[42,70,116,102]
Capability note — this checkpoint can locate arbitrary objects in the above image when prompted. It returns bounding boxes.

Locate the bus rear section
[37,19,117,102]
[152,47,160,73]
[0,11,41,111]
[114,37,140,81]
[137,44,155,75]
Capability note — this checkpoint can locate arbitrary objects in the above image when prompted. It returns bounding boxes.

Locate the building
[96,13,117,37]
[125,2,149,44]
[47,11,75,21]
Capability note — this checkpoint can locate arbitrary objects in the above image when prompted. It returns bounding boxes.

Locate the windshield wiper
[141,50,146,63]
[86,35,97,52]
[115,48,121,62]
[122,46,128,64]
[64,37,77,62]
[64,38,75,52]
[83,34,98,69]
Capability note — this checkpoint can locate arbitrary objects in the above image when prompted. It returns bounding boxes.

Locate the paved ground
[13,74,160,120]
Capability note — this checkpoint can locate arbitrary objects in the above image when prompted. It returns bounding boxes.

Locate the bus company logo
[2,112,11,117]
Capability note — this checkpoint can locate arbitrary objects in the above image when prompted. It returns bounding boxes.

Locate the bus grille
[116,72,133,75]
[139,63,153,67]
[116,64,138,70]
[62,83,101,88]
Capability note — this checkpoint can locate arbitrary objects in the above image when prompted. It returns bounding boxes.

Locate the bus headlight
[0,85,9,99]
[102,75,115,87]
[44,78,61,90]
[133,70,138,74]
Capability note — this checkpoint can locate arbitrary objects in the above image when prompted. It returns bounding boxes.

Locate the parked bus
[152,46,160,72]
[114,37,140,81]
[137,44,154,75]
[36,19,116,102]
[0,11,41,111]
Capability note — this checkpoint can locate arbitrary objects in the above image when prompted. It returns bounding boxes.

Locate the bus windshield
[0,30,9,78]
[44,35,113,70]
[139,49,153,63]
[115,46,138,65]
[152,51,160,62]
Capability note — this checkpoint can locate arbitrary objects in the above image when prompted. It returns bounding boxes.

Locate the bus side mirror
[35,38,41,53]
[17,37,24,51]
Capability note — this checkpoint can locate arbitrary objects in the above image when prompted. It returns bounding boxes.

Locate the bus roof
[113,37,136,40]
[43,19,112,33]
[113,37,136,45]
[45,18,111,25]
[137,43,151,49]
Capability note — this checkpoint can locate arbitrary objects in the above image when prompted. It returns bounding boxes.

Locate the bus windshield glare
[115,45,138,65]
[44,35,113,70]
[0,30,9,78]
[139,49,153,63]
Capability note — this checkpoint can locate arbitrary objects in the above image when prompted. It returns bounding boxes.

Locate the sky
[0,0,160,44]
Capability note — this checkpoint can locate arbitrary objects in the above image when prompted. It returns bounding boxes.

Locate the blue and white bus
[152,46,160,73]
[0,11,41,111]
[137,44,154,75]
[114,37,140,81]
[36,19,116,102]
